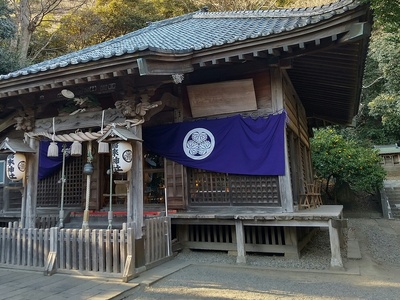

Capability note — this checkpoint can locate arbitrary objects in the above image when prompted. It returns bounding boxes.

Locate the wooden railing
[0,216,172,281]
[0,223,50,271]
[144,216,172,267]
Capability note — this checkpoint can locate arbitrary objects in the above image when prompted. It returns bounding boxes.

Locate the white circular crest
[183,128,215,160]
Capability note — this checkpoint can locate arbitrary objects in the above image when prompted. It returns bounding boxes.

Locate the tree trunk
[18,0,32,64]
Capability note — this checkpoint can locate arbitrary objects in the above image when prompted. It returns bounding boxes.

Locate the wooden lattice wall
[188,169,280,206]
[37,156,84,207]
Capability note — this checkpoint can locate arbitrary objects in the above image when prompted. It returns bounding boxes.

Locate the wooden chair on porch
[299,180,323,209]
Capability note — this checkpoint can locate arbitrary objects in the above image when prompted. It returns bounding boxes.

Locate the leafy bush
[311,128,386,194]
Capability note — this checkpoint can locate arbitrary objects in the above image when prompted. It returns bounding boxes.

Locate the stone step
[387,200,400,205]
[64,215,128,229]
[384,190,400,195]
[385,189,400,195]
[347,239,362,259]
[384,196,400,199]
[391,208,400,219]
[384,191,400,195]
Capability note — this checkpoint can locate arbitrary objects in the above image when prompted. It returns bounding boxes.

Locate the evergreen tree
[0,0,19,74]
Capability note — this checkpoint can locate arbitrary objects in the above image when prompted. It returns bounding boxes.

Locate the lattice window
[189,169,229,205]
[188,168,280,206]
[230,175,280,205]
[37,156,84,207]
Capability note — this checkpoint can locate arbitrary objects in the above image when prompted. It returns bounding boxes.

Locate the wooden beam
[339,22,370,43]
[28,87,40,93]
[253,50,267,58]
[74,78,86,84]
[283,45,292,53]
[137,58,194,76]
[0,112,18,132]
[33,108,125,133]
[268,48,280,56]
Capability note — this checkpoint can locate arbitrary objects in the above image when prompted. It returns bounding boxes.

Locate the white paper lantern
[111,142,132,173]
[7,153,26,181]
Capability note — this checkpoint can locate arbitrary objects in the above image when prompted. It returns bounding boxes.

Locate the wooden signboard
[187,79,257,118]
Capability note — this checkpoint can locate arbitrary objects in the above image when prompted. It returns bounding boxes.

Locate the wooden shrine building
[0,0,372,268]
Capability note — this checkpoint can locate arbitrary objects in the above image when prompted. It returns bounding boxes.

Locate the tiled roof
[0,0,360,80]
[374,145,400,155]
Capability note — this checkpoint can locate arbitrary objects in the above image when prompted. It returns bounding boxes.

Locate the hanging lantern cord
[59,143,67,228]
[98,110,109,154]
[108,155,113,230]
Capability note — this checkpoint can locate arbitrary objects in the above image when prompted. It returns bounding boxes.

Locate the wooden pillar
[2,183,9,211]
[235,220,246,264]
[271,67,293,213]
[25,137,39,228]
[328,219,344,269]
[283,227,300,259]
[127,125,143,239]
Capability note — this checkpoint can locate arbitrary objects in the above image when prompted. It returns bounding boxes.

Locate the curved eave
[0,51,193,99]
[0,2,371,126]
[0,8,366,100]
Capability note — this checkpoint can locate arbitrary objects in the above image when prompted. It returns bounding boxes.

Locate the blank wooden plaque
[187,79,257,118]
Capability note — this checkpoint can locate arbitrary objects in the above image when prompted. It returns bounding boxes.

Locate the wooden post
[128,125,143,239]
[328,219,344,269]
[283,227,300,259]
[271,67,293,213]
[235,220,246,264]
[44,227,58,275]
[20,176,26,228]
[25,137,39,228]
[122,227,136,282]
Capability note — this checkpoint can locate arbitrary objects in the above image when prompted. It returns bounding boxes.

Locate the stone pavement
[0,253,358,300]
[0,268,136,300]
[0,260,191,300]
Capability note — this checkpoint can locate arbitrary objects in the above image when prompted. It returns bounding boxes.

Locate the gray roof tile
[0,0,360,80]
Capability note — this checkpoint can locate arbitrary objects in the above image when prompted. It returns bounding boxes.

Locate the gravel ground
[348,218,400,267]
[126,218,400,300]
